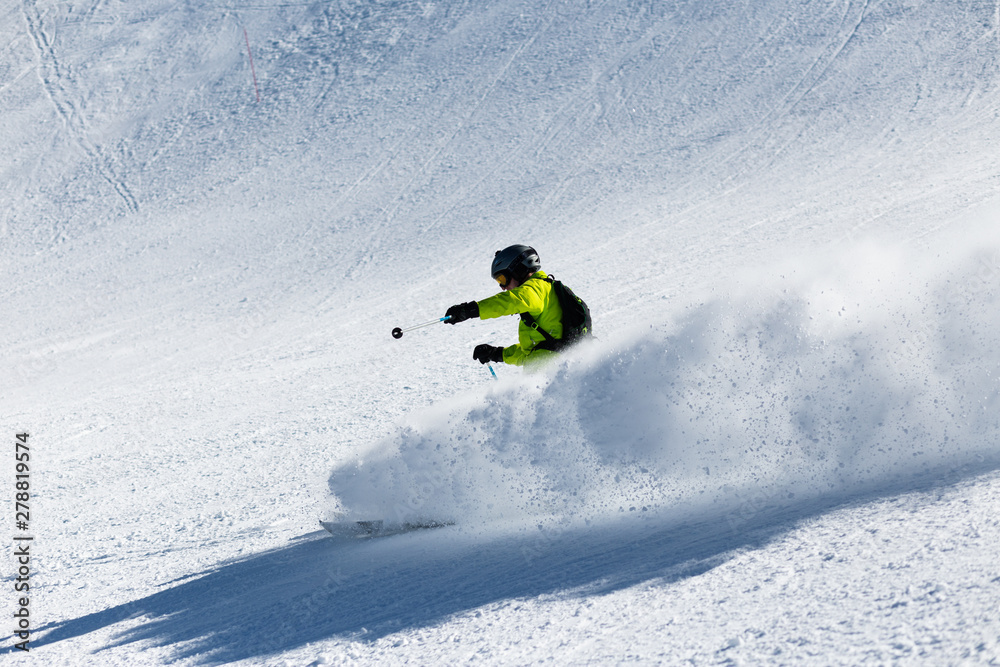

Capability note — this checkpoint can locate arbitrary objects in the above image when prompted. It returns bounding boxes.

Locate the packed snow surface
[2,0,999,664]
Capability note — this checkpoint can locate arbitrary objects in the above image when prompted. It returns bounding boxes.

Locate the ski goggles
[494,271,510,287]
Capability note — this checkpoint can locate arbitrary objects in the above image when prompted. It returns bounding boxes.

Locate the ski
[319,518,453,539]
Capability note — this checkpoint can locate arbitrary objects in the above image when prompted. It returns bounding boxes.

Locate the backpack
[520,275,593,352]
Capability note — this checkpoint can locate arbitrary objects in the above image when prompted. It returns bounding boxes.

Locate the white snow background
[2,0,1000,664]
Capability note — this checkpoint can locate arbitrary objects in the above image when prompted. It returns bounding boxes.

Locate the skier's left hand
[473,344,504,364]
[445,301,479,324]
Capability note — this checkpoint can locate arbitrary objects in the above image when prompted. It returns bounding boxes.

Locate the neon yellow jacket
[476,271,563,367]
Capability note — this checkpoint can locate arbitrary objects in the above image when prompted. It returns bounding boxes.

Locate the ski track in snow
[2,0,1000,664]
[20,0,139,215]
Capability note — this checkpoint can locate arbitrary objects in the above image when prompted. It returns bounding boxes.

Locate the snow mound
[329,223,1000,527]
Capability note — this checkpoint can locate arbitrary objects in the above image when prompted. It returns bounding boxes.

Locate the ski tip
[319,519,453,539]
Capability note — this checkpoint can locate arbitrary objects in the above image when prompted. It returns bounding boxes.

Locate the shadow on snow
[33,461,999,664]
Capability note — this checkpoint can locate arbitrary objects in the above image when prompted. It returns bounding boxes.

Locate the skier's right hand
[445,301,479,324]
[473,344,504,364]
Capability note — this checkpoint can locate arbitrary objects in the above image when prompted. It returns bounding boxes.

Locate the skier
[444,245,564,368]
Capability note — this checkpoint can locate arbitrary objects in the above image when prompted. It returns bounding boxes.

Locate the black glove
[473,344,504,364]
[445,301,479,324]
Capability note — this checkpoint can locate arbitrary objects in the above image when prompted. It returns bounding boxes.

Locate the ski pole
[487,364,498,380]
[391,316,451,339]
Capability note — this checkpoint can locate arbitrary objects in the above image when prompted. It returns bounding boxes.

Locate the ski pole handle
[392,316,451,339]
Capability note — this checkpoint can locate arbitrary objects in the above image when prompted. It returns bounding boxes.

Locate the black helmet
[491,245,541,286]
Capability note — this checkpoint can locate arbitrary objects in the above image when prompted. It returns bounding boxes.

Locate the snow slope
[2,0,999,664]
